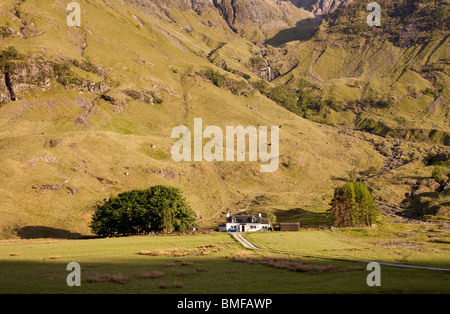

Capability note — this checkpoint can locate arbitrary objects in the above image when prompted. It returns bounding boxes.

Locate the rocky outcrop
[0,74,11,104]
[287,0,352,15]
[125,0,311,43]
[212,0,238,31]
[0,55,109,106]
[74,96,96,128]
[185,0,215,14]
[213,0,311,31]
[0,60,53,105]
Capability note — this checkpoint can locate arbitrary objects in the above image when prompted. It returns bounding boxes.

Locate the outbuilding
[279,223,300,231]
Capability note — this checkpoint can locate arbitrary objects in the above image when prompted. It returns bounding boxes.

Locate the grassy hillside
[0,0,388,239]
[256,0,450,220]
[266,0,449,145]
[323,0,449,47]
[0,0,448,240]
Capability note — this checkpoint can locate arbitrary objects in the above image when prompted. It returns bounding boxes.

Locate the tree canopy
[90,185,197,237]
[329,180,377,227]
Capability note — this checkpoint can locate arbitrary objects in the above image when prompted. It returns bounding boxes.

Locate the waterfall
[259,52,274,82]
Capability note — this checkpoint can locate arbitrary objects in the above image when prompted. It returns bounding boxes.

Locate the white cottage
[219,213,270,232]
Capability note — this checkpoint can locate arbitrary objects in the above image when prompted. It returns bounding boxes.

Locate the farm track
[232,233,261,250]
[231,233,450,272]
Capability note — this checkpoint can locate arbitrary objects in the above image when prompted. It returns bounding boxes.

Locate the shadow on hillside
[15,226,86,239]
[394,174,449,219]
[398,191,445,219]
[331,176,347,182]
[273,207,329,228]
[239,207,329,228]
[264,17,323,47]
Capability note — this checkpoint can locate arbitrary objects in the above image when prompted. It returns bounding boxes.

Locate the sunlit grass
[0,232,449,294]
[245,223,450,269]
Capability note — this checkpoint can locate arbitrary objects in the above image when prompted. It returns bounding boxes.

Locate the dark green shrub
[154,97,163,104]
[230,80,250,96]
[251,79,271,95]
[0,46,23,72]
[269,85,299,115]
[250,56,266,68]
[0,26,12,38]
[53,62,82,86]
[82,57,100,74]
[200,68,227,87]
[432,166,449,187]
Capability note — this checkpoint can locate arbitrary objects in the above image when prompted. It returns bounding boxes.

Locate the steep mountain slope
[260,0,450,220]
[212,0,313,42]
[288,0,353,15]
[0,0,448,239]
[197,0,450,221]
[266,0,449,146]
[0,0,384,238]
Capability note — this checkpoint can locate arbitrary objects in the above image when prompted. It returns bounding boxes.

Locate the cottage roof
[226,215,266,224]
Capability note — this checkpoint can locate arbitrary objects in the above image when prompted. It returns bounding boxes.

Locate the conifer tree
[329,180,377,227]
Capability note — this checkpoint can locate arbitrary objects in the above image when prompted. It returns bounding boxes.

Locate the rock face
[214,0,310,28]
[0,55,109,106]
[0,74,10,104]
[185,0,215,13]
[0,61,53,105]
[209,0,312,42]
[126,0,312,42]
[287,0,353,15]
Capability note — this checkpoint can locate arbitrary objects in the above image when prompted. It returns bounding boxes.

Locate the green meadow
[0,229,448,294]
[246,223,450,269]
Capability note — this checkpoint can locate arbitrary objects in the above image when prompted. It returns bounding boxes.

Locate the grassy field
[0,230,448,294]
[246,223,450,269]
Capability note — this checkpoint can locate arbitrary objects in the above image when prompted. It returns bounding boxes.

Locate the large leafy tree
[90,185,197,237]
[0,46,23,72]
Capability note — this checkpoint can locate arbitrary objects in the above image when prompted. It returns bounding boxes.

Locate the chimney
[226,213,230,218]
[259,213,262,218]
